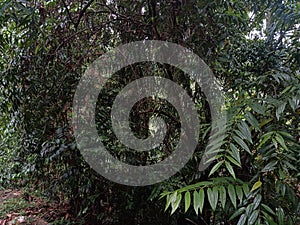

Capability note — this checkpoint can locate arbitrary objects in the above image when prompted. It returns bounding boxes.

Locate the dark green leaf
[237,214,247,225]
[261,204,276,216]
[235,185,243,203]
[245,111,260,131]
[248,210,259,225]
[274,133,288,150]
[228,184,237,208]
[253,194,262,210]
[262,161,278,172]
[242,183,250,196]
[226,155,241,167]
[209,161,223,177]
[229,207,245,220]
[219,186,226,209]
[207,187,218,211]
[277,207,284,225]
[229,143,241,165]
[233,135,251,154]
[225,161,236,179]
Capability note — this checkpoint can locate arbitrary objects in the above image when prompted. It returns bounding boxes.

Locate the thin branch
[61,0,75,26]
[75,0,95,29]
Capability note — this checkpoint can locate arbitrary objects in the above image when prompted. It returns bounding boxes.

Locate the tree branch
[75,0,95,29]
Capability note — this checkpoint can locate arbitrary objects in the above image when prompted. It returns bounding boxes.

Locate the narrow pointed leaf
[184,191,191,213]
[209,161,223,177]
[262,161,277,172]
[207,187,218,211]
[275,133,288,150]
[237,214,247,225]
[225,161,236,179]
[219,186,226,209]
[171,193,182,215]
[235,185,243,203]
[199,189,205,214]
[245,111,260,131]
[228,184,237,208]
[226,155,241,167]
[277,207,284,225]
[229,207,245,220]
[253,194,262,210]
[229,143,241,165]
[250,181,262,192]
[261,204,275,215]
[233,135,251,154]
[242,183,250,196]
[248,210,259,225]
[193,190,200,215]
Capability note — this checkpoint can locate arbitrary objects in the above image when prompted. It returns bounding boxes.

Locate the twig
[75,0,95,29]
[61,0,75,26]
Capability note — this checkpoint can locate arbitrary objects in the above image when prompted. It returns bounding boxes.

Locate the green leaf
[259,118,273,128]
[219,186,226,209]
[165,195,171,211]
[237,214,247,225]
[242,183,250,196]
[184,191,191,213]
[235,185,243,203]
[209,161,223,177]
[226,155,241,167]
[207,187,218,211]
[229,207,245,220]
[237,121,252,144]
[193,190,200,215]
[171,193,182,215]
[205,154,223,164]
[199,189,205,214]
[258,131,274,149]
[272,138,278,148]
[248,210,259,225]
[225,161,236,179]
[261,211,277,225]
[233,135,251,154]
[274,133,288,150]
[249,101,266,115]
[276,102,286,120]
[193,189,205,215]
[245,111,260,131]
[228,184,237,208]
[277,207,284,225]
[253,194,262,210]
[169,191,178,202]
[261,204,276,216]
[262,161,278,172]
[229,143,241,165]
[250,181,262,192]
[245,203,254,216]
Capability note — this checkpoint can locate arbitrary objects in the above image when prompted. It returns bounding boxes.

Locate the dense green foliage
[0,0,299,224]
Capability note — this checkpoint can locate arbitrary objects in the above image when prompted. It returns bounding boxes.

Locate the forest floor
[0,189,71,225]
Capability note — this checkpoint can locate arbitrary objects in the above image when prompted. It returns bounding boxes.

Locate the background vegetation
[0,0,299,224]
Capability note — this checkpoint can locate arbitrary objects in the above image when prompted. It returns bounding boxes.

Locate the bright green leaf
[250,181,262,192]
[184,191,191,213]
